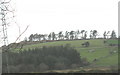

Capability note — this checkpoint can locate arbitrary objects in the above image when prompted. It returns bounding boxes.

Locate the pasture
[9,39,118,73]
[15,39,118,67]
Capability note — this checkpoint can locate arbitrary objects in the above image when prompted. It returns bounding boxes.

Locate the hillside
[5,39,118,73]
[13,39,118,67]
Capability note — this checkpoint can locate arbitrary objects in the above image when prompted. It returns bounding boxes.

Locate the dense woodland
[2,44,89,73]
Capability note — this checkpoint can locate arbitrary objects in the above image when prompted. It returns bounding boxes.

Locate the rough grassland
[14,39,118,67]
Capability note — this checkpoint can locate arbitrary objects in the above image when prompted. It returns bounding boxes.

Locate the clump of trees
[81,42,90,47]
[2,44,89,73]
[27,30,100,42]
[103,30,117,39]
[27,30,117,43]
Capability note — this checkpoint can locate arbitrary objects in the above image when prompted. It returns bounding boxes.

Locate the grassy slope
[23,39,105,49]
[15,39,118,67]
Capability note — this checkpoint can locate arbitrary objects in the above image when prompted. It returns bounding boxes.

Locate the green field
[13,39,119,68]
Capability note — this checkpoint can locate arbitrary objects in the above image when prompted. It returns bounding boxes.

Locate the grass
[23,39,105,49]
[12,39,118,67]
[106,39,118,44]
[95,53,118,66]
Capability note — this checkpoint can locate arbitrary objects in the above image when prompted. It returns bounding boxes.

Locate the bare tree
[0,0,14,73]
[0,0,29,73]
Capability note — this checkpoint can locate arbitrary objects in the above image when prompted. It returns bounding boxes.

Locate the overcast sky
[1,0,119,45]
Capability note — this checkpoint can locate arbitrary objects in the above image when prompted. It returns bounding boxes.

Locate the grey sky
[1,0,119,46]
